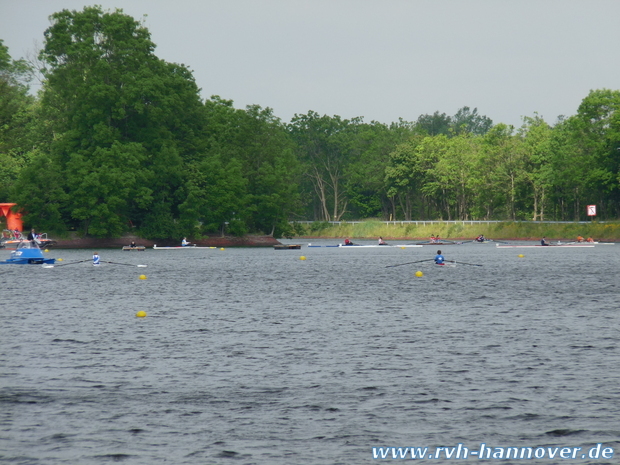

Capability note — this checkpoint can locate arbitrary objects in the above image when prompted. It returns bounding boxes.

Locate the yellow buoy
[58,258,63,262]
[300,256,306,260]
[415,270,424,277]
[136,311,147,318]
[220,247,225,251]
[401,246,406,249]
[518,254,524,258]
[44,249,49,252]
[139,274,147,280]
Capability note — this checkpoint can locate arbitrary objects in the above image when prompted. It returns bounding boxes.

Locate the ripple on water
[1,244,619,463]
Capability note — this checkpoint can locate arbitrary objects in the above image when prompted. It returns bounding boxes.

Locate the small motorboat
[0,240,56,265]
[0,230,57,249]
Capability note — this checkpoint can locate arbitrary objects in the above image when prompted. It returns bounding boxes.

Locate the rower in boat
[586,237,594,243]
[182,237,192,247]
[475,234,486,242]
[93,252,100,266]
[577,235,584,243]
[541,237,549,246]
[434,249,445,265]
[343,238,356,246]
[378,236,387,245]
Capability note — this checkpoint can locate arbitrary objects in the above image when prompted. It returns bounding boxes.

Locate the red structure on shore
[0,203,23,231]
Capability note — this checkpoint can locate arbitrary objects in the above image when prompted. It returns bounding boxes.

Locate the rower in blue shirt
[93,252,100,265]
[434,249,445,265]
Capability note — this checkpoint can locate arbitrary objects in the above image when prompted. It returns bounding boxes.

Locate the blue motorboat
[0,240,56,265]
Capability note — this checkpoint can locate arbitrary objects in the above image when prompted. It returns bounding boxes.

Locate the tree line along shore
[1,6,619,242]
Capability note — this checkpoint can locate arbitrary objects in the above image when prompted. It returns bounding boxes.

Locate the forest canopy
[1,6,619,238]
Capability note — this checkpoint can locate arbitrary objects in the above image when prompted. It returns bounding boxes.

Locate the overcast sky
[1,0,619,128]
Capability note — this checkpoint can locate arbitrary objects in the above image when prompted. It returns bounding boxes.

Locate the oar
[386,258,434,268]
[445,260,483,267]
[42,259,91,268]
[101,260,148,268]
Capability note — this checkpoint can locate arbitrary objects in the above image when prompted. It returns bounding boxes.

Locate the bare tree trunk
[310,167,330,221]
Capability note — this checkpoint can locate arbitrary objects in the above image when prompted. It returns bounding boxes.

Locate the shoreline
[50,234,282,249]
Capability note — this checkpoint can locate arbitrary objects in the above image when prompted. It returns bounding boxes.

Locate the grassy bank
[293,221,620,242]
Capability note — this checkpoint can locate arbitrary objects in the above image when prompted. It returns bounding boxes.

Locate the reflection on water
[1,241,619,463]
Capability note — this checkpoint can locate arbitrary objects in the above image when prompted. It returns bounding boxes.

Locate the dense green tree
[0,40,36,202]
[288,111,359,221]
[416,111,452,136]
[415,107,492,138]
[384,136,426,220]
[235,104,300,236]
[479,124,525,219]
[183,97,300,237]
[17,6,205,237]
[570,89,620,217]
[517,115,553,220]
[344,119,416,219]
[451,106,493,135]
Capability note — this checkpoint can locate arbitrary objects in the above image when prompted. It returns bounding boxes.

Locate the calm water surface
[1,241,619,464]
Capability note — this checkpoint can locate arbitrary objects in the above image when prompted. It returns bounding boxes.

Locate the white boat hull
[337,244,423,248]
[153,245,217,250]
[496,244,594,248]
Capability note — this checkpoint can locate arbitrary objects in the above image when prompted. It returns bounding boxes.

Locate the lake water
[1,240,619,464]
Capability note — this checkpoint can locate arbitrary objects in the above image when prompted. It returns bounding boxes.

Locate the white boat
[558,241,614,245]
[153,245,217,250]
[337,244,423,248]
[495,243,594,248]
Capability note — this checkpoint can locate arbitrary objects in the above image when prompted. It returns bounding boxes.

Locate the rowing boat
[415,241,463,245]
[306,243,422,248]
[338,244,423,248]
[153,245,217,250]
[495,243,594,248]
[557,241,614,245]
